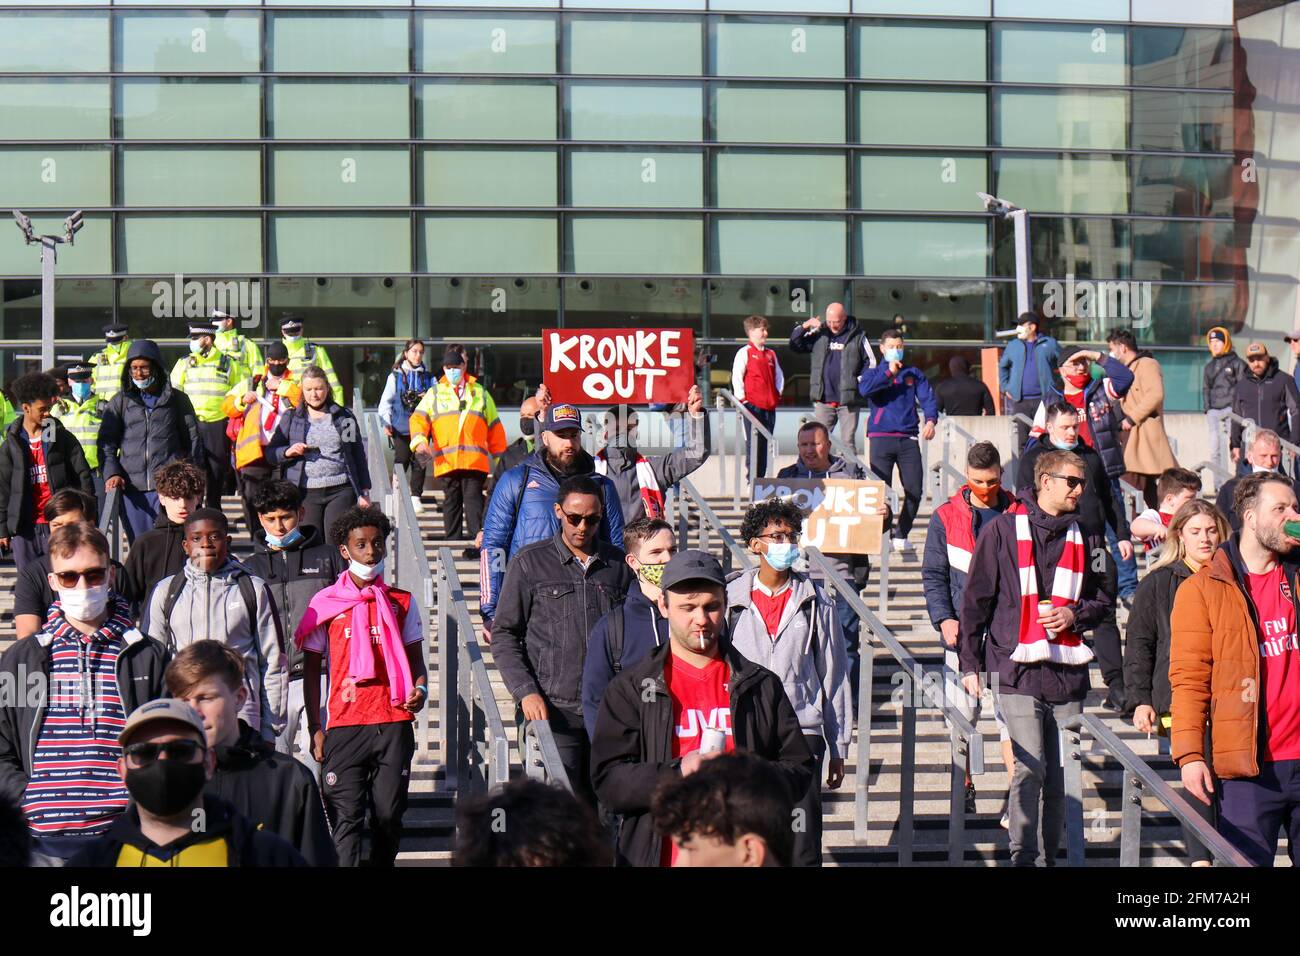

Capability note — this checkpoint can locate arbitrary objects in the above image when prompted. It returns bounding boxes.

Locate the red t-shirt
[28,436,50,524]
[663,651,734,866]
[751,582,793,639]
[1063,391,1093,448]
[1247,566,1300,761]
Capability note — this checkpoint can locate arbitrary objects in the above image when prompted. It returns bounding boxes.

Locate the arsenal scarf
[595,450,664,519]
[1011,512,1094,666]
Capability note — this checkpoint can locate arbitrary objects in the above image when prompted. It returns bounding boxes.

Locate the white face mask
[284,334,301,344]
[1015,324,1030,340]
[349,558,384,582]
[58,584,110,621]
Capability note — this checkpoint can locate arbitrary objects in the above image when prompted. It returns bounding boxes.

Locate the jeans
[276,675,328,784]
[813,402,860,455]
[868,435,923,539]
[742,403,777,481]
[1000,694,1083,867]
[519,705,596,807]
[1106,518,1138,600]
[1206,407,1231,473]
[1218,758,1300,867]
[943,649,1010,742]
[121,486,159,543]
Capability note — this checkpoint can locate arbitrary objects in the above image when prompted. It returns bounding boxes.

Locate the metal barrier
[1061,713,1250,867]
[715,389,779,510]
[522,720,574,793]
[676,476,754,573]
[392,457,437,767]
[97,484,123,563]
[359,408,392,515]
[1225,411,1300,474]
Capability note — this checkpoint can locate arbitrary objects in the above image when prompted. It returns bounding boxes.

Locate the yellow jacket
[409,375,506,477]
[171,348,237,423]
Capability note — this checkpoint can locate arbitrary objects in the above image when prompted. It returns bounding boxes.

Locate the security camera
[63,210,83,236]
[977,192,1020,217]
[12,209,33,241]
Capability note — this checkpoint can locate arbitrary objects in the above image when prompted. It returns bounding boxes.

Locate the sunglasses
[123,739,205,767]
[561,511,601,528]
[1047,473,1086,490]
[51,567,108,588]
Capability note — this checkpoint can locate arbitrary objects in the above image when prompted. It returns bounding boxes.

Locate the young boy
[581,516,676,738]
[730,315,785,480]
[1130,467,1202,548]
[244,479,344,781]
[166,640,336,866]
[118,460,206,608]
[144,508,287,742]
[296,506,428,867]
[727,497,851,867]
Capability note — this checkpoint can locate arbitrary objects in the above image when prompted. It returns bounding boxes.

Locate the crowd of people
[0,304,1299,870]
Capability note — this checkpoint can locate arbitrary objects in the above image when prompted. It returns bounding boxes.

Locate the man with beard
[479,402,623,640]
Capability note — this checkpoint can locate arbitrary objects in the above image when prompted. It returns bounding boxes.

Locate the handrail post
[1120,772,1142,868]
[438,557,457,791]
[1062,723,1086,866]
[897,670,916,866]
[948,721,967,866]
[877,532,889,616]
[853,636,873,843]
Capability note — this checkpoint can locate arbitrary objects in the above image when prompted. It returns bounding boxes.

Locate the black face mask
[267,363,288,378]
[519,417,535,438]
[125,757,207,818]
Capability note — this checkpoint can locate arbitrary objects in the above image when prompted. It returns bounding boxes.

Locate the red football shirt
[1063,391,1093,448]
[663,650,734,866]
[28,436,50,524]
[751,580,794,639]
[1247,566,1300,761]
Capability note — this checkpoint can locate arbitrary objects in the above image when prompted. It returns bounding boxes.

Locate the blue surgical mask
[134,376,155,391]
[70,381,91,402]
[265,526,302,549]
[445,367,464,385]
[764,542,799,572]
[1050,437,1077,451]
[884,348,904,364]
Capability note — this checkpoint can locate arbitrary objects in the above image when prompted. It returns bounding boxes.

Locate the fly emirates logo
[676,708,732,738]
[1260,617,1299,659]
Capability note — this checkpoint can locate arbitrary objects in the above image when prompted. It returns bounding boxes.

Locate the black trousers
[742,404,777,481]
[1093,542,1124,693]
[441,469,486,540]
[197,420,232,509]
[321,721,415,867]
[303,483,354,544]
[869,435,923,539]
[237,467,275,539]
[792,734,827,867]
[392,432,428,498]
[518,705,596,807]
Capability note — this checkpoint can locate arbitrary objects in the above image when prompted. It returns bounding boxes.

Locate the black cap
[103,322,128,340]
[66,362,93,380]
[187,321,213,336]
[265,342,289,361]
[441,348,465,367]
[659,549,726,593]
[280,315,303,332]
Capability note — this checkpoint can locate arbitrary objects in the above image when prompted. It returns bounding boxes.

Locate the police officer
[171,320,238,508]
[89,322,131,401]
[212,308,262,383]
[279,315,343,406]
[52,362,108,512]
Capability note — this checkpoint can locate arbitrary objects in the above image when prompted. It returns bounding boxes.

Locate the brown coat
[1168,545,1287,779]
[1120,353,1177,476]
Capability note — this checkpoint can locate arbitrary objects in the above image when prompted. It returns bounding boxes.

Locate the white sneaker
[410,496,424,514]
[891,537,912,553]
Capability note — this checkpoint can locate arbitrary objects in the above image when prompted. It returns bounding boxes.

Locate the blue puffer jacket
[998,335,1062,402]
[1038,355,1134,478]
[856,364,939,437]
[479,449,624,622]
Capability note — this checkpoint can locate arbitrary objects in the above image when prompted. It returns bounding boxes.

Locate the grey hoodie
[724,567,852,759]
[144,559,287,738]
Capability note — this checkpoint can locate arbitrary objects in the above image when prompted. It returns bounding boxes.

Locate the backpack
[159,567,259,651]
[607,604,626,674]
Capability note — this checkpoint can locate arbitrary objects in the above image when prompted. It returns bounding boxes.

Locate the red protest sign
[542,328,695,404]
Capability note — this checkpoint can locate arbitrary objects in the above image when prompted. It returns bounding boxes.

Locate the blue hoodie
[581,584,669,739]
[856,363,939,437]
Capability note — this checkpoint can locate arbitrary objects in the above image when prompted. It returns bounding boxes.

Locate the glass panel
[857,21,985,82]
[708,277,849,341]
[420,215,558,272]
[420,276,560,338]
[116,277,266,343]
[567,217,703,273]
[0,217,112,277]
[1130,218,1238,282]
[0,148,110,208]
[715,151,845,209]
[568,150,702,207]
[994,23,1127,85]
[1131,91,1233,152]
[269,13,409,73]
[567,17,701,76]
[714,86,844,143]
[858,89,986,146]
[271,80,410,139]
[853,0,989,12]
[418,15,556,73]
[563,278,703,331]
[857,219,988,277]
[0,80,110,140]
[851,279,992,342]
[0,281,114,346]
[120,78,261,139]
[711,0,847,11]
[1130,26,1232,90]
[713,218,847,275]
[995,90,1128,150]
[994,0,1126,17]
[569,84,702,141]
[116,11,260,73]
[994,215,1130,280]
[1131,0,1232,26]
[994,155,1129,215]
[713,20,845,78]
[120,147,261,207]
[421,149,558,206]
[120,216,263,275]
[1129,154,1234,217]
[266,277,412,348]
[857,154,988,212]
[1027,281,1236,350]
[1146,347,1212,412]
[272,148,411,206]
[270,216,411,274]
[419,81,557,139]
[0,14,109,72]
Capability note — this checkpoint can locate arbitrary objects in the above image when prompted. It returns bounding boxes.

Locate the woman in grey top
[265,365,370,538]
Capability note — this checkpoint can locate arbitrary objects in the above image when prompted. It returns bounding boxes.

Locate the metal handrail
[1187,458,1233,487]
[359,409,392,515]
[715,388,780,509]
[394,458,436,766]
[1225,410,1300,464]
[1062,713,1250,867]
[676,476,754,573]
[1007,412,1036,492]
[97,484,123,564]
[523,720,574,793]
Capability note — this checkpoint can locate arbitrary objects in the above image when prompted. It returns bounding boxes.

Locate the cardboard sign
[543,328,695,404]
[752,478,887,555]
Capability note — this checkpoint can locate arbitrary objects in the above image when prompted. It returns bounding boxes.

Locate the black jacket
[789,317,870,406]
[0,417,94,537]
[1123,559,1194,716]
[490,533,634,714]
[591,639,815,867]
[99,339,205,491]
[206,721,336,866]
[934,373,995,416]
[69,792,307,867]
[244,525,344,679]
[0,605,171,804]
[1231,357,1300,449]
[264,402,370,498]
[491,437,533,483]
[1016,438,1129,539]
[118,510,187,608]
[1204,352,1246,411]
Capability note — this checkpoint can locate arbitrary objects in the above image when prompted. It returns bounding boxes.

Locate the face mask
[265,526,302,549]
[445,367,464,385]
[883,349,904,364]
[969,483,1001,507]
[267,363,288,379]
[1065,373,1089,389]
[70,381,92,402]
[134,376,155,391]
[1252,463,1276,474]
[349,558,384,581]
[764,542,799,572]
[1015,325,1031,340]
[125,757,208,818]
[189,339,205,355]
[637,561,667,588]
[57,583,109,620]
[520,417,535,438]
[1050,437,1076,451]
[284,334,301,344]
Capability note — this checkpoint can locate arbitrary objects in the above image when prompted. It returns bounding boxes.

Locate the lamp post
[12,209,83,369]
[977,192,1032,325]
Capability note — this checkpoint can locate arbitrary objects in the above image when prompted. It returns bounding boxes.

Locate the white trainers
[890,536,912,553]
[410,496,424,514]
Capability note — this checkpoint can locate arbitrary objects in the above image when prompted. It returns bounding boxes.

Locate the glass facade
[0,3,1263,411]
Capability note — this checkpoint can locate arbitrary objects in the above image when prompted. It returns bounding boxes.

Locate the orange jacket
[222,373,302,470]
[408,375,506,477]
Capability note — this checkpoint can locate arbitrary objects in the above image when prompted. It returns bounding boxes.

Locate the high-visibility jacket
[89,340,131,401]
[214,328,263,383]
[409,375,506,477]
[52,394,107,470]
[283,339,343,407]
[0,392,14,429]
[222,371,302,470]
[170,349,238,423]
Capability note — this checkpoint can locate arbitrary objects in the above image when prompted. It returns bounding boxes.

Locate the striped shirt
[21,603,133,838]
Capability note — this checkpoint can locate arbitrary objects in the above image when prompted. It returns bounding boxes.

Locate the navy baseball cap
[659,549,727,593]
[543,402,582,433]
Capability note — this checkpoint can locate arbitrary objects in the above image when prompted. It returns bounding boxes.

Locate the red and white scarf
[1012,512,1094,665]
[595,450,664,519]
